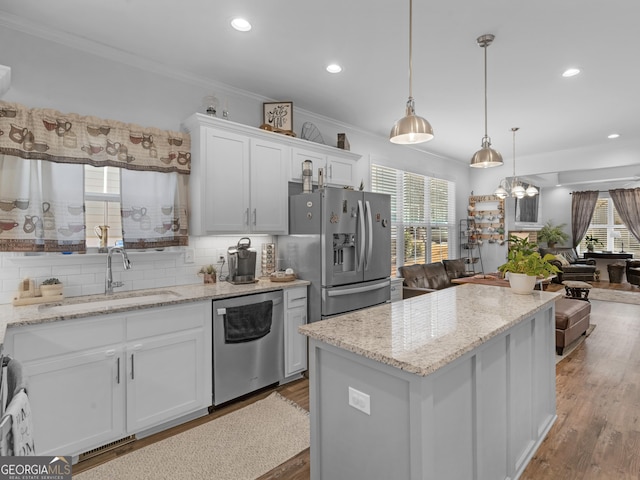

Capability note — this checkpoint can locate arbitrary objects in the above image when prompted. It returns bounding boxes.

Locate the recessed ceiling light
[562,68,580,78]
[231,18,252,32]
[326,64,342,73]
[608,133,620,139]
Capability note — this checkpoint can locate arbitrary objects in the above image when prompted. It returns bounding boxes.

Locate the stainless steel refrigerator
[278,187,391,321]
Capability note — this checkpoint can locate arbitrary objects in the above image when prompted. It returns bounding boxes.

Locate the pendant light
[470,34,503,168]
[390,0,434,144]
[494,127,538,199]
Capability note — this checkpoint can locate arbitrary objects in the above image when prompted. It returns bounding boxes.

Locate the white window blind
[371,164,456,276]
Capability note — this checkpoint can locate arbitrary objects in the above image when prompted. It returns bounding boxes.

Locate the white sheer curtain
[0,155,85,252]
[120,169,189,249]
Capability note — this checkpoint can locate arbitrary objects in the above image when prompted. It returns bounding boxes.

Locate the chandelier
[494,128,538,199]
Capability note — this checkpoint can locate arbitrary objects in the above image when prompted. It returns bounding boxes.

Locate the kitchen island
[299,284,560,480]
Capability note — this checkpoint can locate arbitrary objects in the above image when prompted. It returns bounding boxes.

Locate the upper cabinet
[183,114,361,236]
[183,115,290,235]
[289,147,360,187]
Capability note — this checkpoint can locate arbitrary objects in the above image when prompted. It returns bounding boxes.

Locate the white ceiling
[1,0,639,180]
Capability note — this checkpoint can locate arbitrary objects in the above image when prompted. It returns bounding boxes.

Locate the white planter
[507,272,537,294]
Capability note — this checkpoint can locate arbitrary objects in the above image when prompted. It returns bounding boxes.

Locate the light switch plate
[184,248,195,264]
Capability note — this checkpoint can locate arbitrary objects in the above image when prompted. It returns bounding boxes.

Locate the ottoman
[555,298,591,355]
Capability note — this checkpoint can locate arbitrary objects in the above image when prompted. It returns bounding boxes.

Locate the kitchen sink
[38,289,182,313]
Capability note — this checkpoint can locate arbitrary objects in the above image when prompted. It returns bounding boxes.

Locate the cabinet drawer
[286,287,307,308]
[9,315,125,362]
[126,301,209,340]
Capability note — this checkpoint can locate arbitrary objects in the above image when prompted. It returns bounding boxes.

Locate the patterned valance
[0,101,190,174]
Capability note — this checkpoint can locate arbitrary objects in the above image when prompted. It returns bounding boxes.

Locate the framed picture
[263,102,293,131]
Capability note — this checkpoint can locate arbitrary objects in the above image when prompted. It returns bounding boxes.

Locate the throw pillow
[555,254,570,266]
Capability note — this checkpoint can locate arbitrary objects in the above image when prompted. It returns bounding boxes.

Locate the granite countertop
[299,283,560,377]
[0,279,309,343]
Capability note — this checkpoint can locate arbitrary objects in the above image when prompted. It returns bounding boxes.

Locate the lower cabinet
[4,301,212,459]
[284,286,308,378]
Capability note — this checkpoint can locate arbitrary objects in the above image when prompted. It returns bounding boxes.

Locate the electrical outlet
[184,248,195,264]
[348,387,370,415]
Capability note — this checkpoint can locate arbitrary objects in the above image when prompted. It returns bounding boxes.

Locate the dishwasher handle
[216,297,282,316]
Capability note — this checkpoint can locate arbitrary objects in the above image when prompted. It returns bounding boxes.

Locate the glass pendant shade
[511,184,526,198]
[526,185,539,196]
[494,186,508,199]
[390,98,434,144]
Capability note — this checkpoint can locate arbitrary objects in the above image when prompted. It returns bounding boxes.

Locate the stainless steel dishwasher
[212,290,284,406]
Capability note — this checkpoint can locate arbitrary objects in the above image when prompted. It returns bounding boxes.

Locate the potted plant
[584,234,603,252]
[498,236,560,294]
[40,277,63,297]
[198,265,217,284]
[537,220,569,248]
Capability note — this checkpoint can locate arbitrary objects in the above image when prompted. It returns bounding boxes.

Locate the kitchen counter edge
[0,279,310,343]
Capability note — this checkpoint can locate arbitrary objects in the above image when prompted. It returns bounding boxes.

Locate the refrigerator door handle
[357,200,366,271]
[365,200,373,270]
[326,279,390,297]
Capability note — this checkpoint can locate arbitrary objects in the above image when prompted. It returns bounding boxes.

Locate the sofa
[539,246,596,283]
[627,259,640,287]
[398,258,469,298]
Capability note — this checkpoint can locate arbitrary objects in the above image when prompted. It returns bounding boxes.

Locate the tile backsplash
[0,235,274,305]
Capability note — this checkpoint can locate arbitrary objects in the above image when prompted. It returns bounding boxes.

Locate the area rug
[589,288,640,305]
[74,392,310,480]
[556,324,596,364]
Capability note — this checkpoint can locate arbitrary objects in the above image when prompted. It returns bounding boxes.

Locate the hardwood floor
[74,281,640,479]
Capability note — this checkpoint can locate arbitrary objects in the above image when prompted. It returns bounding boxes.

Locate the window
[84,165,123,249]
[371,165,456,276]
[581,197,640,257]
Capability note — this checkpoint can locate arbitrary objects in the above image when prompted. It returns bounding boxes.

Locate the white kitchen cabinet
[4,301,212,459]
[284,286,308,378]
[22,346,126,457]
[183,114,289,235]
[326,154,356,187]
[125,303,210,433]
[289,147,359,188]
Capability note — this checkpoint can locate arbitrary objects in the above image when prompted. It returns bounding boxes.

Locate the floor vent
[78,435,136,462]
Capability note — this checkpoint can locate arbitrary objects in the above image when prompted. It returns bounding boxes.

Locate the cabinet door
[326,155,356,187]
[250,138,289,234]
[126,329,206,433]
[25,348,125,457]
[284,287,308,377]
[290,148,326,183]
[202,128,250,234]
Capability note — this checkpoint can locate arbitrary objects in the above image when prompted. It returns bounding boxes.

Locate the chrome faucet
[106,247,132,295]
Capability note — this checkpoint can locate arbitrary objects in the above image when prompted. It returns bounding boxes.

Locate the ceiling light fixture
[608,133,620,139]
[470,34,503,168]
[562,68,580,77]
[494,127,538,199]
[389,0,433,144]
[231,18,252,32]
[326,64,342,73]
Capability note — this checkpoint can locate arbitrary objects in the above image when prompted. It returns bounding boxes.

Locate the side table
[562,280,592,301]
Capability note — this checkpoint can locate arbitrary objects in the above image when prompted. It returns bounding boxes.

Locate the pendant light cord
[408,0,414,100]
[483,43,488,138]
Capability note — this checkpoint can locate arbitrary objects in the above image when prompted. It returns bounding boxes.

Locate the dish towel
[4,390,35,456]
[224,300,273,343]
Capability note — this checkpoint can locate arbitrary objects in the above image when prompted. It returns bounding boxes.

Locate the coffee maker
[227,237,257,284]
